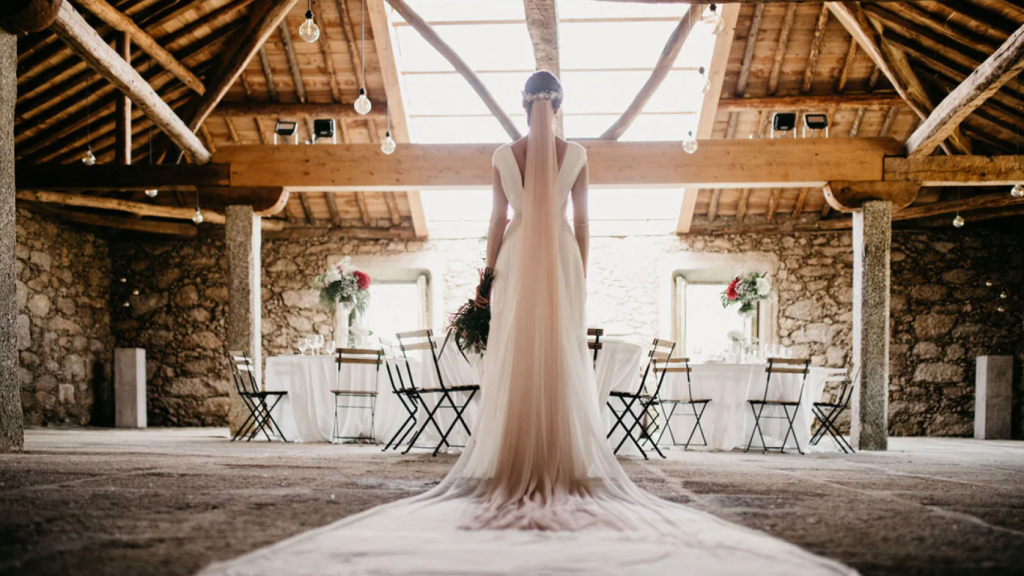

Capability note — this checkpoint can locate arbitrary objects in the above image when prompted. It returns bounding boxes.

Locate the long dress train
[199,102,855,575]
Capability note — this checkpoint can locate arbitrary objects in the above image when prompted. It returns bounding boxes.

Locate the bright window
[676,279,751,358]
[363,279,428,344]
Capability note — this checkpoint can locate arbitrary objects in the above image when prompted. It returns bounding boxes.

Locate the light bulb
[682,131,698,154]
[998,306,1006,313]
[192,208,204,225]
[1000,291,1008,299]
[703,4,725,35]
[1012,183,1024,198]
[699,66,711,94]
[381,131,397,155]
[81,148,96,165]
[132,289,140,296]
[952,214,965,228]
[144,189,159,198]
[986,280,994,287]
[298,11,320,43]
[354,88,372,116]
[123,301,130,308]
[120,277,127,283]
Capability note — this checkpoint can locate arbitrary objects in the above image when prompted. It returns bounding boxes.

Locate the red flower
[726,278,739,301]
[354,271,371,291]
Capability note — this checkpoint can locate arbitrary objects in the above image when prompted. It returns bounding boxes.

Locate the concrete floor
[1,429,1022,576]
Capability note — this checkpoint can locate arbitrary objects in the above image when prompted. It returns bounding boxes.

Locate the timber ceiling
[13,0,1024,237]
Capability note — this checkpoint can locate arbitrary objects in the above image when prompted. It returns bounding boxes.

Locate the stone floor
[1,429,1022,576]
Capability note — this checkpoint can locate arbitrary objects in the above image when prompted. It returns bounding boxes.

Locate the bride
[201,72,854,575]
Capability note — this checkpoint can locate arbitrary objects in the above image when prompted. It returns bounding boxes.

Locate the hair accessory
[522,90,563,102]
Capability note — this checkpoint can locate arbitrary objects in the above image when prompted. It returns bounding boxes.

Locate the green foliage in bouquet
[448,268,495,355]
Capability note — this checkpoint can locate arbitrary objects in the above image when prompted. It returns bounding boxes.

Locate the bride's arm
[571,162,590,277]
[477,166,509,307]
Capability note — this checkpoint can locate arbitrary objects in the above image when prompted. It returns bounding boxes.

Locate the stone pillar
[976,356,1013,440]
[850,200,891,451]
[114,348,147,428]
[0,32,24,452]
[225,205,261,434]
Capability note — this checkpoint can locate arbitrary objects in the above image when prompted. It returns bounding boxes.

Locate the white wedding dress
[199,102,854,575]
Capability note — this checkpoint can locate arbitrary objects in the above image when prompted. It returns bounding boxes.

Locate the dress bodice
[492,142,588,215]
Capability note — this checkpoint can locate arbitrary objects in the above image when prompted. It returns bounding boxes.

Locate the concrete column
[0,32,24,452]
[976,356,1013,440]
[225,205,261,434]
[114,348,147,428]
[851,200,891,451]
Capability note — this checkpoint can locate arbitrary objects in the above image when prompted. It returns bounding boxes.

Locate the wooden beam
[324,193,343,226]
[73,0,205,94]
[266,225,416,241]
[601,7,697,140]
[767,2,796,96]
[225,116,242,144]
[878,1,998,54]
[680,2,738,233]
[385,0,520,141]
[837,38,857,93]
[707,189,722,222]
[198,124,217,154]
[792,188,808,220]
[114,32,132,165]
[316,17,344,103]
[766,189,781,222]
[184,0,301,134]
[16,162,230,191]
[736,188,751,223]
[354,191,371,225]
[884,155,1024,187]
[258,46,279,102]
[896,192,1024,222]
[524,0,561,136]
[214,138,903,190]
[277,20,307,103]
[210,101,388,119]
[823,180,921,212]
[736,4,766,99]
[718,93,904,111]
[298,193,317,225]
[49,1,211,164]
[905,23,1024,159]
[24,204,200,236]
[383,192,402,225]
[802,4,830,94]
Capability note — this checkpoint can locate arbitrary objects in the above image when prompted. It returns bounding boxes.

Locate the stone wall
[107,227,1022,437]
[16,209,113,426]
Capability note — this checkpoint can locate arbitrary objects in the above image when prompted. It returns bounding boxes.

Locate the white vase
[335,302,354,348]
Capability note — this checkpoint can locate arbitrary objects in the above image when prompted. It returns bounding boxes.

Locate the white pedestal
[115,348,147,428]
[975,356,1013,440]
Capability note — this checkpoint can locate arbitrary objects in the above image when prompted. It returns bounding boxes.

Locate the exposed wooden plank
[718,93,904,111]
[258,46,279,102]
[225,116,242,144]
[385,0,520,141]
[905,23,1024,159]
[334,0,363,84]
[736,188,751,223]
[802,4,831,94]
[216,138,904,190]
[49,1,211,164]
[253,117,270,144]
[114,32,132,165]
[602,7,697,140]
[316,17,345,103]
[383,192,402,225]
[837,37,857,93]
[792,188,808,220]
[849,108,865,137]
[707,189,722,222]
[198,124,217,154]
[210,101,388,118]
[24,204,200,236]
[736,3,765,98]
[277,20,307,103]
[524,0,562,136]
[71,0,206,94]
[298,193,317,225]
[878,105,898,137]
[767,2,797,96]
[266,225,416,241]
[324,193,344,226]
[885,155,1024,187]
[879,1,998,54]
[766,188,781,222]
[354,191,371,226]
[895,192,1024,222]
[823,181,920,212]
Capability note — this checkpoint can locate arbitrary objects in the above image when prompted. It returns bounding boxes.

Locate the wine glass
[315,334,325,355]
[297,338,310,356]
[325,340,336,355]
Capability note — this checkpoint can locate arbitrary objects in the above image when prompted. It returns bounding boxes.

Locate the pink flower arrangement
[314,257,371,313]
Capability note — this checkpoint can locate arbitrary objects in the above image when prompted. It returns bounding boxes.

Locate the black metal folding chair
[379,339,419,452]
[331,348,381,443]
[746,357,810,454]
[811,365,859,453]
[228,350,287,442]
[607,338,675,460]
[588,328,604,369]
[396,329,479,457]
[655,357,710,450]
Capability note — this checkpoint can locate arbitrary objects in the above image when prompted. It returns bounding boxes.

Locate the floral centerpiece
[447,268,495,354]
[314,257,371,314]
[721,271,772,317]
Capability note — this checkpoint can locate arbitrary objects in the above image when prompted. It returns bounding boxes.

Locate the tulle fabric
[198,100,856,576]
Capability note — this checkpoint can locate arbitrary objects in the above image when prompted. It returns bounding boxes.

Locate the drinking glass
[325,340,336,354]
[298,338,310,355]
[315,334,325,355]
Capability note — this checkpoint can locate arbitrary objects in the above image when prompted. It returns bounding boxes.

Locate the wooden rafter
[736,189,751,223]
[766,189,781,222]
[25,205,200,237]
[210,101,387,118]
[74,0,205,94]
[114,33,132,165]
[49,1,211,164]
[324,193,344,226]
[906,23,1024,159]
[298,193,318,225]
[707,190,722,222]
[802,4,830,94]
[767,2,796,96]
[316,16,344,103]
[277,20,308,103]
[225,117,242,144]
[792,188,809,220]
[601,5,698,140]
[718,93,903,111]
[258,46,279,102]
[385,0,520,141]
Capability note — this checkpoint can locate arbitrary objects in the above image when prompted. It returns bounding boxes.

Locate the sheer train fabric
[199,102,855,575]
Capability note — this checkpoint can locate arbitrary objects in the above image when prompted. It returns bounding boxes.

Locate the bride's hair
[522,70,563,121]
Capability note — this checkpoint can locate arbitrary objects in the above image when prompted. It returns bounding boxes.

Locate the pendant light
[1014,82,1024,197]
[144,60,159,198]
[952,187,964,228]
[682,131,698,154]
[703,4,725,36]
[298,0,320,43]
[81,72,97,165]
[354,0,372,115]
[698,66,711,95]
[380,15,396,155]
[192,189,204,225]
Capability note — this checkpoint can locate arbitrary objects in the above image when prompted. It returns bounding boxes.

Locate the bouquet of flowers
[447,268,495,355]
[721,271,772,317]
[314,257,371,314]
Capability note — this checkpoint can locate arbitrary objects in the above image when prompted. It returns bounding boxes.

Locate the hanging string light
[380,12,396,156]
[299,0,320,43]
[192,189,204,225]
[682,130,698,154]
[144,59,159,198]
[354,0,372,115]
[952,186,965,228]
[1013,78,1024,198]
[702,4,725,36]
[82,72,97,165]
[698,66,711,95]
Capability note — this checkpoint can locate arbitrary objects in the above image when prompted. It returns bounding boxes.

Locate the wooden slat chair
[811,365,859,454]
[655,357,710,450]
[607,338,675,460]
[331,348,381,444]
[587,328,604,369]
[746,357,811,454]
[396,329,480,457]
[379,338,419,452]
[227,350,287,442]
